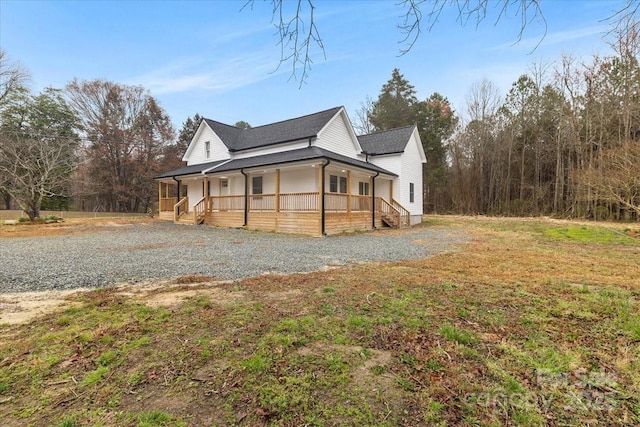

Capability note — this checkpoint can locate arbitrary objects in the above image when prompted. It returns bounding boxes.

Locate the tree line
[0,52,188,220]
[2,13,639,221]
[361,26,640,221]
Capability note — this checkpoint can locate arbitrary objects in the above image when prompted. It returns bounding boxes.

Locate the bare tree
[352,95,375,135]
[0,49,29,106]
[0,89,80,220]
[578,140,640,218]
[66,79,175,212]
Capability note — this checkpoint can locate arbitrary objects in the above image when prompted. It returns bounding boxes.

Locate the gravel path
[0,223,468,293]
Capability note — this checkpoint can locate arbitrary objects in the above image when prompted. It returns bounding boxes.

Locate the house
[155,106,426,236]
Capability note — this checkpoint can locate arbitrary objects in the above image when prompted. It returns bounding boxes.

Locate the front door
[219,179,229,210]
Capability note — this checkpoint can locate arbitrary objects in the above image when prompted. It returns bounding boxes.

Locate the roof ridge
[203,118,239,129]
[358,124,415,138]
[244,105,343,130]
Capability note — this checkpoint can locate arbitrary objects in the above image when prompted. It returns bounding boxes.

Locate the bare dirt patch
[0,217,154,238]
[0,289,87,325]
[0,278,245,325]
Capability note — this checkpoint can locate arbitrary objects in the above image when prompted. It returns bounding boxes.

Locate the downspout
[240,169,248,226]
[321,159,331,235]
[371,171,380,229]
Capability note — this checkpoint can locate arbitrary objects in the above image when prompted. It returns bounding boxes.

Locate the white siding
[367,131,424,219]
[249,172,276,194]
[368,155,401,177]
[229,175,245,195]
[398,131,424,217]
[279,168,318,193]
[186,178,206,210]
[185,125,230,165]
[315,113,361,158]
[375,179,391,200]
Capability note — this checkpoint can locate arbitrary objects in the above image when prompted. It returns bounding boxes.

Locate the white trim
[315,107,363,153]
[182,121,210,161]
[202,158,234,174]
[411,127,427,164]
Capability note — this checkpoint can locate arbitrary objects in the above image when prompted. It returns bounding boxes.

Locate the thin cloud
[127,52,283,95]
[487,25,606,52]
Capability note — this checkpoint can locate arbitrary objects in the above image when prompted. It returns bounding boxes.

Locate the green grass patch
[439,324,478,346]
[544,225,634,244]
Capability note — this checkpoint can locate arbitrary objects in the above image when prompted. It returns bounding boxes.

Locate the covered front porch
[156,160,409,236]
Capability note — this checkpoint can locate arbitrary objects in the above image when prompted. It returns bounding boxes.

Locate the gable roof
[206,146,396,176]
[156,146,396,179]
[357,125,417,155]
[204,106,343,152]
[154,159,227,179]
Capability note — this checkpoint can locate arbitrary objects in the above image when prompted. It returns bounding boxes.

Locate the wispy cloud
[487,25,607,52]
[127,51,284,95]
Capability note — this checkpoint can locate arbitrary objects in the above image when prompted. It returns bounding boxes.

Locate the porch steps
[174,214,204,226]
[381,214,399,229]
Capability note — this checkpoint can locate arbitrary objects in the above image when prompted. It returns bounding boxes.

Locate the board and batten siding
[185,124,230,165]
[315,112,362,159]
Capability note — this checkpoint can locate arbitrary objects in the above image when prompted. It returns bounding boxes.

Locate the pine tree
[369,68,418,130]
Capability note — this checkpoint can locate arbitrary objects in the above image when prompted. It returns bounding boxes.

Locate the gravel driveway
[0,222,468,293]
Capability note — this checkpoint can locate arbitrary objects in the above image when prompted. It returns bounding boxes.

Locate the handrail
[391,198,411,227]
[173,196,188,222]
[193,196,207,224]
[376,197,401,228]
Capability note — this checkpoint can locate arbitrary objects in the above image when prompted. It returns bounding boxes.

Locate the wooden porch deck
[158,192,410,236]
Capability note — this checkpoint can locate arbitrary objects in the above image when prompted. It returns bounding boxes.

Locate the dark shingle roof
[203,106,342,152]
[357,125,416,155]
[154,159,227,179]
[205,146,396,176]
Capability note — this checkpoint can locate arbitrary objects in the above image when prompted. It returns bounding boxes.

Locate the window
[252,176,263,195]
[204,141,210,158]
[329,175,348,193]
[220,179,228,188]
[358,182,369,196]
[329,175,338,193]
[339,176,347,194]
[409,182,415,203]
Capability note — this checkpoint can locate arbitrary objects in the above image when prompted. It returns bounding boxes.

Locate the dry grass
[0,215,638,426]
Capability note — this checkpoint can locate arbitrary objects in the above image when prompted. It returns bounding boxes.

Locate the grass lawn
[0,216,638,426]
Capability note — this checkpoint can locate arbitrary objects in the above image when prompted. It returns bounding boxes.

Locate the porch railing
[173,196,188,222]
[391,198,411,227]
[325,193,347,212]
[249,194,276,211]
[193,196,207,224]
[279,192,319,211]
[351,194,372,212]
[209,195,245,211]
[160,197,177,212]
[189,193,406,226]
[325,193,373,212]
[376,197,401,227]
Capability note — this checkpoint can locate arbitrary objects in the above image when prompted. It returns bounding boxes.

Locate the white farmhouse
[155,106,426,236]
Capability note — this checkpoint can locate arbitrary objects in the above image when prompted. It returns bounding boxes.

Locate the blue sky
[0,0,623,131]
